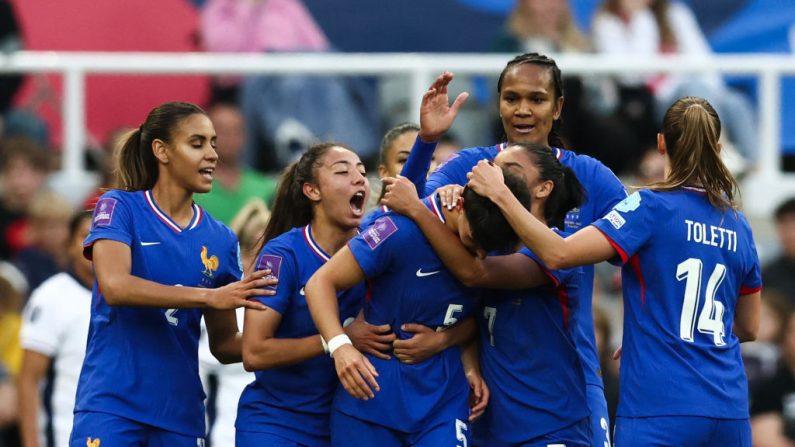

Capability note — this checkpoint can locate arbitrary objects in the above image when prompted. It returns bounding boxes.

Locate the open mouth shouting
[199,167,215,182]
[350,190,366,217]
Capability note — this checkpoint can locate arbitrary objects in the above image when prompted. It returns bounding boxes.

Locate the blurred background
[2,0,795,445]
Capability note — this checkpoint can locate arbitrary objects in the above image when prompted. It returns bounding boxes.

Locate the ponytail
[650,96,738,210]
[116,101,206,191]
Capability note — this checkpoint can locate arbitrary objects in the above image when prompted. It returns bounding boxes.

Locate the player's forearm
[304,273,345,342]
[459,336,481,376]
[399,136,437,194]
[443,317,477,349]
[242,335,325,371]
[100,274,209,308]
[18,376,40,447]
[411,207,488,287]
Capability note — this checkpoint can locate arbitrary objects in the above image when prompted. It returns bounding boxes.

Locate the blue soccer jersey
[402,140,626,388]
[236,225,364,445]
[592,188,762,418]
[76,190,242,437]
[335,194,475,434]
[477,233,589,444]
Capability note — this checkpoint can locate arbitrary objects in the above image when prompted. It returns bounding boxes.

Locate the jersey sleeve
[251,243,296,315]
[83,191,134,260]
[399,136,438,195]
[590,161,628,218]
[739,217,763,296]
[221,230,244,285]
[591,190,655,264]
[19,285,64,356]
[518,243,578,287]
[423,150,477,196]
[348,215,406,278]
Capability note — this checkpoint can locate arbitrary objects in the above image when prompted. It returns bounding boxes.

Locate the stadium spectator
[0,138,50,260]
[12,191,73,294]
[0,0,23,115]
[400,56,626,446]
[764,198,795,304]
[381,145,591,445]
[751,310,795,446]
[592,0,758,164]
[0,362,18,447]
[467,96,761,445]
[236,143,395,446]
[194,103,277,224]
[17,211,92,447]
[70,102,275,446]
[490,0,639,174]
[744,290,791,394]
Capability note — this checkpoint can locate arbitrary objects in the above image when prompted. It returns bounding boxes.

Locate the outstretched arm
[400,72,469,193]
[305,248,380,400]
[466,161,616,270]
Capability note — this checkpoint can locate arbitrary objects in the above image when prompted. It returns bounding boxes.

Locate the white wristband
[327,334,352,357]
[320,335,329,354]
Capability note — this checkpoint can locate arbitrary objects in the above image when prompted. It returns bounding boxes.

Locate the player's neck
[150,183,195,228]
[309,216,357,257]
[440,206,460,233]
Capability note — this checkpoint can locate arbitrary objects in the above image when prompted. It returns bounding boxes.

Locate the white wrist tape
[320,335,329,354]
[327,334,352,357]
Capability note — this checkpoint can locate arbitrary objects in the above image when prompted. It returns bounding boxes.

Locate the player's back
[76,190,242,437]
[595,188,761,418]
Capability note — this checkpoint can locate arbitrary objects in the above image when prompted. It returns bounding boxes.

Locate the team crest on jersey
[257,254,282,291]
[92,198,117,227]
[86,437,100,447]
[200,246,220,278]
[615,192,641,213]
[363,216,398,249]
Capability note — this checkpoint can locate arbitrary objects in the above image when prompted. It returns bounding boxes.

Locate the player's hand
[467,160,508,201]
[333,344,380,400]
[466,369,489,422]
[418,72,469,142]
[436,184,464,210]
[393,324,446,364]
[382,176,424,218]
[346,312,396,360]
[205,269,275,310]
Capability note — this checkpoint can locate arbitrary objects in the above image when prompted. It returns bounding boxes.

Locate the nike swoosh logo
[299,287,305,296]
[416,268,440,277]
[140,241,161,246]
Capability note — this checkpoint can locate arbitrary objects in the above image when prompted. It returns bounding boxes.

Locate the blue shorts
[331,410,470,447]
[586,384,611,447]
[236,430,329,447]
[471,416,590,447]
[70,411,204,447]
[614,416,750,447]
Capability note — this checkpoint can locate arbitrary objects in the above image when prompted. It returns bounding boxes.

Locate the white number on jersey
[436,304,464,332]
[483,306,497,347]
[165,284,184,326]
[677,258,727,346]
[455,418,468,447]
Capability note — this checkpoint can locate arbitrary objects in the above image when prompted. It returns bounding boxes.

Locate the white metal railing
[0,51,794,216]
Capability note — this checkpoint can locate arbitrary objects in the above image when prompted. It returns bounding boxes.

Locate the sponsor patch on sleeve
[605,210,626,229]
[93,198,118,227]
[363,216,398,249]
[256,254,282,290]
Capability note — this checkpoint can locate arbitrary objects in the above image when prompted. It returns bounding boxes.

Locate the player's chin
[193,181,213,194]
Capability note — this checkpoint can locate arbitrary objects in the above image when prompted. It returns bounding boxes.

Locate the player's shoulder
[260,227,304,256]
[197,205,237,241]
[28,273,86,307]
[358,213,417,249]
[559,148,619,180]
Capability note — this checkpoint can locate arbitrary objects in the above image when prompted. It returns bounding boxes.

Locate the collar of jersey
[144,190,203,233]
[303,224,331,262]
[682,185,707,194]
[423,192,446,224]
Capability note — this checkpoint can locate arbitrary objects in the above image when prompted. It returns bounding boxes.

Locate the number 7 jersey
[592,187,761,419]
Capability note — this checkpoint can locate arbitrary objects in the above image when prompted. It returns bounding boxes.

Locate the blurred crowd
[0,0,790,446]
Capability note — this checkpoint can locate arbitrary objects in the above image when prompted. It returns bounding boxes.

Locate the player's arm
[467,161,616,269]
[733,290,760,342]
[393,317,477,364]
[751,413,795,447]
[18,350,50,447]
[382,176,552,289]
[305,247,379,400]
[91,239,274,310]
[203,309,243,364]
[460,337,488,422]
[241,306,329,370]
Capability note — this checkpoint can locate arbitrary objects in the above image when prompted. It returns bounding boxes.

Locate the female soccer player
[382,143,590,446]
[304,172,530,447]
[468,96,761,447]
[70,102,275,447]
[401,54,626,446]
[235,142,394,446]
